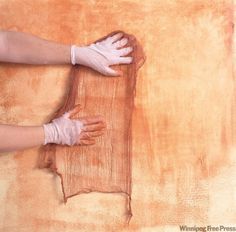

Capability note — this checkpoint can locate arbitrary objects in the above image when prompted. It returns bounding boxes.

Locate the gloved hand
[43,105,106,146]
[71,32,133,76]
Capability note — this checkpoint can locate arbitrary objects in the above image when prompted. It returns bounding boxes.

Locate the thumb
[66,104,82,119]
[104,66,121,77]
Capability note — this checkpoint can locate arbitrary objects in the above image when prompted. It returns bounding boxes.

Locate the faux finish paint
[0,0,235,232]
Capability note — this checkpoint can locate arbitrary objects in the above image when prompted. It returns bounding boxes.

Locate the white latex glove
[43,106,106,146]
[71,32,133,76]
[43,112,83,146]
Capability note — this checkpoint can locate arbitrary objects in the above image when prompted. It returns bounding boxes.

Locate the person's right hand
[43,105,106,146]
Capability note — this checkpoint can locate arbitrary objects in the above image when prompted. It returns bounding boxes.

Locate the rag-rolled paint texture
[39,31,145,224]
[0,1,235,232]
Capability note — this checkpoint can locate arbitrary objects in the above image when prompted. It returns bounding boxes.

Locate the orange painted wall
[0,1,235,231]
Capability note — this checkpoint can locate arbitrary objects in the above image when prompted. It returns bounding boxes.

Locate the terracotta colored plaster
[0,0,235,231]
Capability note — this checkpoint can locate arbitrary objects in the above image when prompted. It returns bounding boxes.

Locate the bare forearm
[0,124,44,152]
[0,31,71,64]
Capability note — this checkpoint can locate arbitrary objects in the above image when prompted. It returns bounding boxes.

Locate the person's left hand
[71,32,133,76]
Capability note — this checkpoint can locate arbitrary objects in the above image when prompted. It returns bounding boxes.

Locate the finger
[112,38,128,48]
[80,130,105,139]
[111,56,133,65]
[83,122,106,132]
[116,46,133,57]
[80,115,105,125]
[104,66,120,77]
[77,139,96,146]
[67,104,81,119]
[62,112,70,119]
[107,32,123,44]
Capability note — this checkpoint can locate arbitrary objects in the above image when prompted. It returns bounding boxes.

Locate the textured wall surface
[0,0,235,231]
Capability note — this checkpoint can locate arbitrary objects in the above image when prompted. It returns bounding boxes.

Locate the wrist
[70,45,77,65]
[43,123,59,145]
[71,45,88,67]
